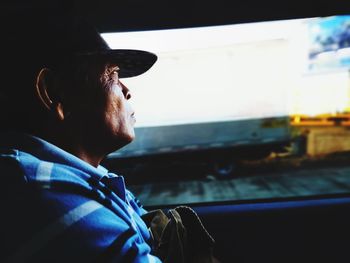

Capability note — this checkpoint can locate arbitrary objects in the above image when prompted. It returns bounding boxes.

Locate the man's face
[67,61,136,154]
[98,64,136,147]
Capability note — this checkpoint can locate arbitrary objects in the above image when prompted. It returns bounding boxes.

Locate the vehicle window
[101,15,350,207]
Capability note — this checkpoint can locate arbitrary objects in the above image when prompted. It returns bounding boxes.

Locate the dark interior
[2,0,350,32]
[192,196,350,263]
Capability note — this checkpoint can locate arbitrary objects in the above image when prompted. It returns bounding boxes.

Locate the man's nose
[120,81,131,100]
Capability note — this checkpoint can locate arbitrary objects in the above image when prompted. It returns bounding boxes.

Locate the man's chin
[112,134,134,150]
[125,130,136,143]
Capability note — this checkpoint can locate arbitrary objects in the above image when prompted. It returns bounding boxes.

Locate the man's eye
[108,70,119,81]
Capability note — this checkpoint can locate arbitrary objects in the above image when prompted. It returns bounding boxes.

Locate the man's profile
[0,9,220,262]
[0,14,160,262]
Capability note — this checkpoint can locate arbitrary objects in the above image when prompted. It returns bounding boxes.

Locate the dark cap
[3,14,157,79]
[0,12,158,132]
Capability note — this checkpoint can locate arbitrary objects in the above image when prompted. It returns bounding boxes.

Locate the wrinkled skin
[94,64,136,153]
[44,61,136,167]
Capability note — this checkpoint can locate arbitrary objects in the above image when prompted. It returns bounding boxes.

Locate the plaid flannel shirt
[0,132,161,263]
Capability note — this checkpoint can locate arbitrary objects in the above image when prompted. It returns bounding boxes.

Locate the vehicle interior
[3,1,350,262]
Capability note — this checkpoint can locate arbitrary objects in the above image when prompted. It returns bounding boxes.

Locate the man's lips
[131,112,136,122]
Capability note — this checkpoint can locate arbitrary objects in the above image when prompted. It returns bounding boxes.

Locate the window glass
[101,15,350,207]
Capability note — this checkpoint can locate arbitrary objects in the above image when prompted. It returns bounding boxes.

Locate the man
[0,14,161,262]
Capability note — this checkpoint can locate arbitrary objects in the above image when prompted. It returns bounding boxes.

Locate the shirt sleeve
[2,188,162,262]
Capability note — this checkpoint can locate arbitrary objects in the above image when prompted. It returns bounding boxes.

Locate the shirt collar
[0,132,110,180]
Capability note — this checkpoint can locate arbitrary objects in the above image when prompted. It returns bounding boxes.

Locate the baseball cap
[3,13,157,79]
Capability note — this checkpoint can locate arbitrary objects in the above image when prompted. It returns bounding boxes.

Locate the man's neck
[63,144,103,168]
[40,130,104,168]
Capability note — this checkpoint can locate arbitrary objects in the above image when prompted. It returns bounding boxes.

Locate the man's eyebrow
[108,65,120,71]
[104,65,120,76]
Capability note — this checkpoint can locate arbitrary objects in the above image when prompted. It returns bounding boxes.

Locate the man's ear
[35,68,65,121]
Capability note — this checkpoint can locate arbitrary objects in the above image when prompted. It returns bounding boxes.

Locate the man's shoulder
[0,147,36,182]
[0,147,90,189]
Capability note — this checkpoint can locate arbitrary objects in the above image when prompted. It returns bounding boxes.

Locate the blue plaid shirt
[0,132,161,263]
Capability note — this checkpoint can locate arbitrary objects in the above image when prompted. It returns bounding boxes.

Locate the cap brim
[79,49,157,78]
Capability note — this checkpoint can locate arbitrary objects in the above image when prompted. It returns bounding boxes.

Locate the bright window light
[102,17,350,127]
